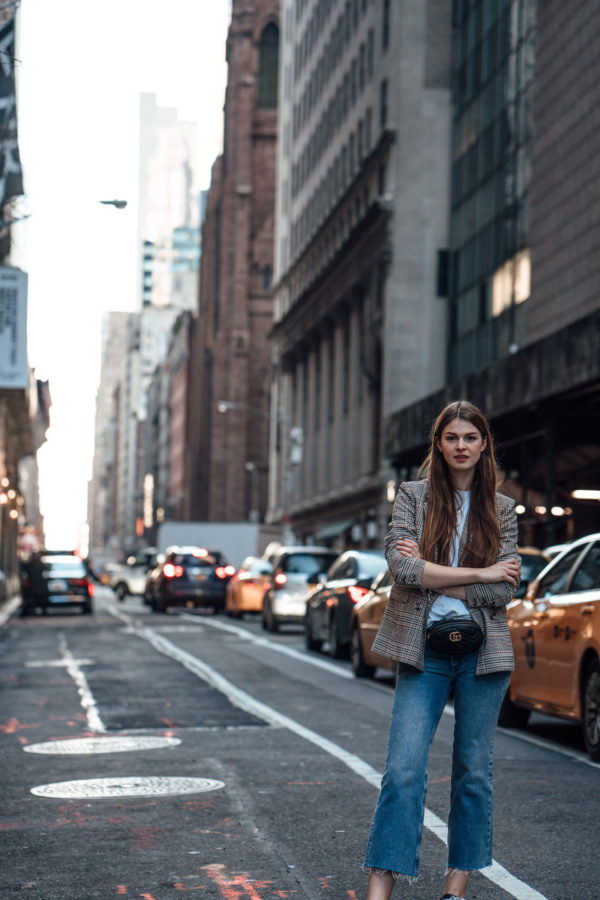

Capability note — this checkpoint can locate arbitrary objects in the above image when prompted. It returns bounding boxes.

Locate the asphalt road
[0,588,598,900]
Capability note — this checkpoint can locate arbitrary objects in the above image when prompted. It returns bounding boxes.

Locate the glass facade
[448,0,535,379]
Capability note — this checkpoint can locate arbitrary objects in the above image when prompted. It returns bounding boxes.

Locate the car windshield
[521,555,550,583]
[281,552,337,575]
[43,557,86,578]
[172,554,218,567]
[358,554,388,578]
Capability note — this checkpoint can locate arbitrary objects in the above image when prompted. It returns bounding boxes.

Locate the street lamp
[216,400,273,420]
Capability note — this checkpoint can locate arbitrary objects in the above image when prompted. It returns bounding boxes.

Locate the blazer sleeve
[384,483,427,590]
[464,496,520,610]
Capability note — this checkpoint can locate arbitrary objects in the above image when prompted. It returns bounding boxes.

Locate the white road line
[179,613,355,679]
[58,634,105,733]
[197,613,600,771]
[112,608,547,900]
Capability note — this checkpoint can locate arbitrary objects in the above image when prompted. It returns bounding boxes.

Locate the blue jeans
[364,647,511,878]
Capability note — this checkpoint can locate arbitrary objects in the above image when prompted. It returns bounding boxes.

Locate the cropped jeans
[364,646,510,879]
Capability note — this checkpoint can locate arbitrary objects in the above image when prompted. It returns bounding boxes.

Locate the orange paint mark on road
[318,877,330,889]
[140,894,158,900]
[0,717,41,734]
[116,887,128,895]
[17,736,30,745]
[347,891,357,900]
[202,864,264,900]
[161,718,176,727]
[0,822,18,830]
[173,884,208,892]
[428,775,451,784]
[131,826,167,851]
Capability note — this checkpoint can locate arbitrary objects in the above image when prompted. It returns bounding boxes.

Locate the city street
[0,588,598,900]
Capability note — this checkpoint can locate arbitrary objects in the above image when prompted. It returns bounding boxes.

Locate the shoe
[440,895,465,900]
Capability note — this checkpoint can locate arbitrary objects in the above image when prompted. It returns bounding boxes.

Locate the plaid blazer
[372,479,520,674]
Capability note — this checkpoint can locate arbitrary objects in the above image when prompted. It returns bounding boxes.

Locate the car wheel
[264,600,279,633]
[115,582,128,602]
[582,657,600,761]
[304,614,322,652]
[350,624,375,678]
[154,595,167,614]
[328,615,347,659]
[497,689,530,729]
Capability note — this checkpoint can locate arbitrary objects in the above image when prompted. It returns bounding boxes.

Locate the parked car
[261,546,338,632]
[515,546,552,598]
[304,550,388,658]
[145,546,235,613]
[21,553,94,615]
[225,556,273,618]
[109,547,159,601]
[502,532,600,760]
[349,568,395,677]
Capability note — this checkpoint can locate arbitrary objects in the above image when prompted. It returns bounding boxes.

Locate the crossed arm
[384,485,520,609]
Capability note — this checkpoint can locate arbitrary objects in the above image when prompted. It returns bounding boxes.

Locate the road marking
[113,610,547,900]
[179,614,355,679]
[58,633,105,733]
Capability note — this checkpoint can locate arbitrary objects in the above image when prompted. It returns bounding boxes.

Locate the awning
[313,519,356,541]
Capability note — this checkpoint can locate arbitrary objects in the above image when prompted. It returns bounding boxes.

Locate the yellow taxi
[501,533,600,760]
[349,569,395,678]
[225,556,273,618]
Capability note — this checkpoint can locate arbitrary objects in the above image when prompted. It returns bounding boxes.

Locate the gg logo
[449,631,462,642]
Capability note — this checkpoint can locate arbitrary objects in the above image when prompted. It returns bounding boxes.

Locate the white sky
[12,0,231,549]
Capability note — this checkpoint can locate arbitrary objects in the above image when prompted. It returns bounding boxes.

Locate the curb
[0,595,22,629]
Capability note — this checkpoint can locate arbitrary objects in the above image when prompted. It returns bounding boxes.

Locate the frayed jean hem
[363,866,418,885]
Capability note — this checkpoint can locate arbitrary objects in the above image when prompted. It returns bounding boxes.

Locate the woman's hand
[478,559,520,586]
[396,538,421,559]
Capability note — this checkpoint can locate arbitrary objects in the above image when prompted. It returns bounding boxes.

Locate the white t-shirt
[428,490,472,624]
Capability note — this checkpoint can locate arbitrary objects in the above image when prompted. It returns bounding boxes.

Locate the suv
[261,546,338,632]
[109,548,159,601]
[145,546,235,613]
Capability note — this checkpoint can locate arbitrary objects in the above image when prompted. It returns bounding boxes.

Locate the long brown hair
[419,400,501,567]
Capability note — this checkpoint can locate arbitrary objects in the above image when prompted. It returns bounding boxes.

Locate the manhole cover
[24,736,181,755]
[30,776,225,799]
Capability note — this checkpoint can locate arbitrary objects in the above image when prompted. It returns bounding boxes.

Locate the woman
[364,401,520,900]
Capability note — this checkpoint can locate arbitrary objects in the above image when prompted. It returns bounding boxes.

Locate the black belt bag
[427,616,483,656]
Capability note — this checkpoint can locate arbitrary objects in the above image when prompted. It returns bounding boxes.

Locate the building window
[380,79,388,129]
[258,23,279,109]
[382,0,390,51]
[262,265,273,290]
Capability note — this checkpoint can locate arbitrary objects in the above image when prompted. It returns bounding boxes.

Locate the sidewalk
[0,593,21,628]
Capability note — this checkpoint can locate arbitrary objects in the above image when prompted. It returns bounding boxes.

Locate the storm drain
[30,776,225,799]
[23,736,180,755]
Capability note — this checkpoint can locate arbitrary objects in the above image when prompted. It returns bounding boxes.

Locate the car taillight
[274,573,287,588]
[348,585,369,603]
[88,582,96,597]
[215,566,227,579]
[224,565,235,576]
[164,564,184,578]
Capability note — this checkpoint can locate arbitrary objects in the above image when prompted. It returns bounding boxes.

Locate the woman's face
[436,417,486,483]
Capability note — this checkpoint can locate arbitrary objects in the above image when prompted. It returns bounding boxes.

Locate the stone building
[385,0,600,546]
[268,0,452,546]
[188,0,279,522]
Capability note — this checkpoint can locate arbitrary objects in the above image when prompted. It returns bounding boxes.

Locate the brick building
[189,0,279,522]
